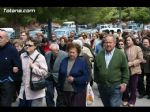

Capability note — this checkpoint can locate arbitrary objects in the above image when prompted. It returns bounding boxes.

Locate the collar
[23,50,39,60]
[105,47,115,55]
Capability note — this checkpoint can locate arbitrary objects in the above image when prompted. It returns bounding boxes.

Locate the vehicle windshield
[62,23,69,27]
[54,31,65,36]
[128,26,133,29]
[147,26,150,29]
[7,31,14,38]
[29,30,43,38]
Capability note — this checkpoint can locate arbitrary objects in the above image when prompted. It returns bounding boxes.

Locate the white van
[0,28,15,38]
[100,27,123,33]
[62,21,76,28]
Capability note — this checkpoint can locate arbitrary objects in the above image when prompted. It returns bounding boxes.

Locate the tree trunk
[47,18,52,41]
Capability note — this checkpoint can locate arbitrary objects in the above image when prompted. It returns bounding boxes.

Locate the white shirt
[105,48,115,69]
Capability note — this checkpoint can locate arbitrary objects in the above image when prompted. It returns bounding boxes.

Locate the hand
[29,63,36,69]
[13,67,19,73]
[67,76,74,83]
[128,62,133,67]
[142,59,147,63]
[119,83,127,93]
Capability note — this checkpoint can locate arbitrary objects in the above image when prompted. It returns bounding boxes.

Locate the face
[60,39,65,45]
[14,43,22,52]
[104,36,115,52]
[92,35,97,39]
[68,48,78,60]
[20,32,28,43]
[143,39,150,48]
[37,36,43,42]
[135,38,140,44]
[52,35,56,41]
[70,32,75,37]
[50,45,59,57]
[24,40,36,54]
[126,37,134,47]
[118,41,124,49]
[0,31,9,47]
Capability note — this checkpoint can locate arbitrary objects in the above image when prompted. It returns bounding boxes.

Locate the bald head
[50,43,59,50]
[0,30,9,47]
[50,43,59,57]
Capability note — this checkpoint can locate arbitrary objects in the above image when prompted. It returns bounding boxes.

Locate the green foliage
[0,7,150,27]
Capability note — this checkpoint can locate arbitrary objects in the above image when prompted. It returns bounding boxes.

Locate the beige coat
[125,45,143,75]
[19,50,48,100]
[82,46,94,63]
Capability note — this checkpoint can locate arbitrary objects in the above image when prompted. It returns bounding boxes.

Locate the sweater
[94,48,129,87]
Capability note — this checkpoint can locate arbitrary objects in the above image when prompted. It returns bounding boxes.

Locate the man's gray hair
[72,39,83,48]
[0,29,9,40]
[105,34,116,43]
[50,43,59,50]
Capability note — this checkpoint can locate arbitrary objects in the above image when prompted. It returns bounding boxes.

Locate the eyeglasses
[25,44,34,47]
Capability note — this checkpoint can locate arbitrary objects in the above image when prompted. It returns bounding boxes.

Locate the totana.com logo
[3,8,36,13]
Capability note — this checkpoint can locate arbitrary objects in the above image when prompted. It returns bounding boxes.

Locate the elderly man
[0,30,21,106]
[94,35,129,107]
[45,43,68,107]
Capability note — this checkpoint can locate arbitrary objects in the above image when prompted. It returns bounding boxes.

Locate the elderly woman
[122,35,143,107]
[18,38,48,107]
[58,43,90,107]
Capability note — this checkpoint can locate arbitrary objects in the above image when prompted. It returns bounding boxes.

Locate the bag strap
[32,54,40,63]
[30,54,40,82]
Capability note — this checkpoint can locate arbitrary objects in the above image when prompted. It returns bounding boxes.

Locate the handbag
[86,83,94,106]
[30,54,47,91]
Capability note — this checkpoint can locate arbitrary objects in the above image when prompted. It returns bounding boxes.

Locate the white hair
[50,43,59,50]
[72,39,83,48]
[0,30,9,40]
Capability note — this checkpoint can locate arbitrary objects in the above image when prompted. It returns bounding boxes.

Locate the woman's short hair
[60,36,68,43]
[142,36,150,43]
[27,38,39,47]
[118,39,124,43]
[12,39,24,47]
[67,43,81,54]
[124,34,137,45]
[20,30,29,37]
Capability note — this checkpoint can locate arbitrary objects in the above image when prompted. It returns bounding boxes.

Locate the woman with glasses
[18,38,48,107]
[117,39,125,53]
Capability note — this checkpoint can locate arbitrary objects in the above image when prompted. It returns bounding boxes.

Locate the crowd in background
[0,28,150,107]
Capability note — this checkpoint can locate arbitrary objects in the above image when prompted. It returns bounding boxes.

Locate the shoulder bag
[30,54,47,91]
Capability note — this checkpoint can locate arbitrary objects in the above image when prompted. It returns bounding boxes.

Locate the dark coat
[58,56,90,92]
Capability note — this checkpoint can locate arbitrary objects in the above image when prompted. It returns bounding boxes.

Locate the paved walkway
[12,82,150,107]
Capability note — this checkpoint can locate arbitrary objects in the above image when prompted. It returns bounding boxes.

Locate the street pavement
[12,82,150,107]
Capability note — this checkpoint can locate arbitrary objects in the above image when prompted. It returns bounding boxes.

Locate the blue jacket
[58,56,90,93]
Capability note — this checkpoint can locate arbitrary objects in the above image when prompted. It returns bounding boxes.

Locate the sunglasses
[25,44,34,47]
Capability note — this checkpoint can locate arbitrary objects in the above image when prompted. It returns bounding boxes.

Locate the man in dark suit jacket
[0,30,21,106]
[94,35,129,107]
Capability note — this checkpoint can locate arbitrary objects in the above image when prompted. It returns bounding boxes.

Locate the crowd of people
[0,28,150,107]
